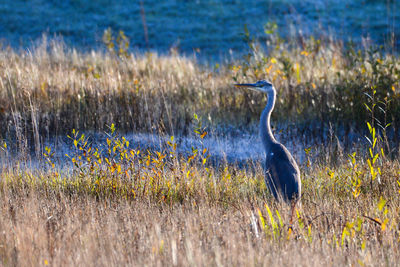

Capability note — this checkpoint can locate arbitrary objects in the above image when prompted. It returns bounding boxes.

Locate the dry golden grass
[1,36,400,266]
[1,37,399,146]
[1,127,400,266]
[0,39,230,140]
[1,159,400,266]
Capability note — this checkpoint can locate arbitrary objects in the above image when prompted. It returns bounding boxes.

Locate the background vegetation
[1,30,399,154]
[1,27,400,266]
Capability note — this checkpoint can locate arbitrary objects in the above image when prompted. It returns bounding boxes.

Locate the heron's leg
[265,175,279,199]
[289,199,296,228]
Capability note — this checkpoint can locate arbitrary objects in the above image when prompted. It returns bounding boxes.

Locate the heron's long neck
[260,89,277,152]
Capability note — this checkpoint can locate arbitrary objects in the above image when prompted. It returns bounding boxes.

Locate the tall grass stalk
[0,36,399,150]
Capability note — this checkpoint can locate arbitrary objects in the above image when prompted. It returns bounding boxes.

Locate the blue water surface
[0,0,399,60]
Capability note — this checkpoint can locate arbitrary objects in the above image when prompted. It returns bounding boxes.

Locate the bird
[235,80,301,205]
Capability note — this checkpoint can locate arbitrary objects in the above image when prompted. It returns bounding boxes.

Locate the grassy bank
[1,185,399,266]
[1,36,399,146]
[1,149,400,265]
[1,129,400,265]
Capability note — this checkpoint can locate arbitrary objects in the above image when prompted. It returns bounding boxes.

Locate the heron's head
[234,80,275,94]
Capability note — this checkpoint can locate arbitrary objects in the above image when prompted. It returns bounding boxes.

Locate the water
[2,118,369,171]
[39,131,269,168]
[0,0,398,60]
[2,127,314,171]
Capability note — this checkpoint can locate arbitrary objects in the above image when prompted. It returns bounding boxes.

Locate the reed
[1,35,399,146]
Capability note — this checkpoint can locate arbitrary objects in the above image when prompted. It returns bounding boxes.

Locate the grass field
[1,140,400,266]
[1,33,400,266]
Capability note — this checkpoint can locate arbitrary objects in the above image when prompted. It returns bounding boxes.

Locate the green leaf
[366,122,372,132]
[341,226,349,247]
[377,197,386,211]
[367,159,372,169]
[372,153,379,164]
[275,209,283,227]
[257,208,266,231]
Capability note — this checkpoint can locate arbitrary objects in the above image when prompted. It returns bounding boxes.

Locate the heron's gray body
[235,80,301,203]
[264,142,301,202]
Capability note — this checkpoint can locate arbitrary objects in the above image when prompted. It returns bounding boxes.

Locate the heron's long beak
[235,83,262,93]
[234,83,258,87]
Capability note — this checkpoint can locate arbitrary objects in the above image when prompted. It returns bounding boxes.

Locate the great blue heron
[235,80,301,204]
